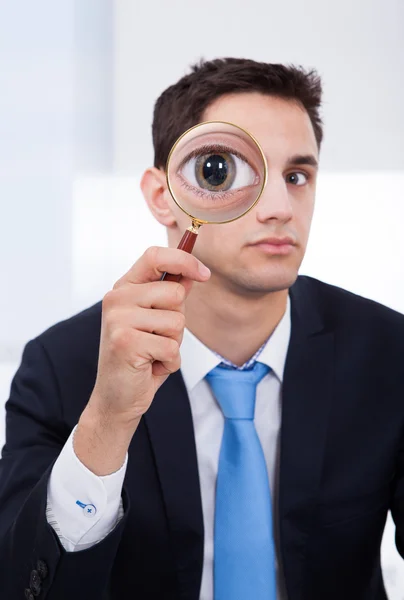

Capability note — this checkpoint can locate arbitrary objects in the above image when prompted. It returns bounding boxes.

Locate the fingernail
[199,263,211,278]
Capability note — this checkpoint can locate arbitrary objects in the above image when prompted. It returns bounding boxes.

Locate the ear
[140,167,177,227]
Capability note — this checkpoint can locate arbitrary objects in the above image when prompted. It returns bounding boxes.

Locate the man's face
[167,92,319,294]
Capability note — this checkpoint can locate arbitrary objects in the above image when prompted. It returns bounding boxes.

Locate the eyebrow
[286,154,319,168]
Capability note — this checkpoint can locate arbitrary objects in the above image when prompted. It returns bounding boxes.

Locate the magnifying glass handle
[161,228,199,282]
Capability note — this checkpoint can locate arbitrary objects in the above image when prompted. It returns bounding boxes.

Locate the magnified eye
[181,150,258,193]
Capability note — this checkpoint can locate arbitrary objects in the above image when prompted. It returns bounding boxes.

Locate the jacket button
[24,589,34,600]
[37,559,48,580]
[30,569,42,596]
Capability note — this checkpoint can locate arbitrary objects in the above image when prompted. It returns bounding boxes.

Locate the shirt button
[76,500,97,518]
[83,503,97,518]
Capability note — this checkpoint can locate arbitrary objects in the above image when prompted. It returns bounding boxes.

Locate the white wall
[0,0,114,362]
[1,0,403,595]
[113,0,404,174]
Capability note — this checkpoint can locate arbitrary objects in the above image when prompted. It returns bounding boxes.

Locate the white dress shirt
[46,295,291,599]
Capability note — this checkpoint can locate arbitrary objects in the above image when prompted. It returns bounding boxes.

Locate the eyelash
[177,144,254,172]
[178,178,246,203]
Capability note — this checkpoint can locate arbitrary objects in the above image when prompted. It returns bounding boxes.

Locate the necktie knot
[206,362,270,420]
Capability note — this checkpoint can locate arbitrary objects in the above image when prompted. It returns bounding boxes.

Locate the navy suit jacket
[1,275,404,600]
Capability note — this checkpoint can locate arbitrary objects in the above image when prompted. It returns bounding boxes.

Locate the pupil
[202,154,228,187]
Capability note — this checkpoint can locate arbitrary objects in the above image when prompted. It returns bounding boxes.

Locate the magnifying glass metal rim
[165,120,268,225]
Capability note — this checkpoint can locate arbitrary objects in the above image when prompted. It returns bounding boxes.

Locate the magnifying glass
[161,121,268,282]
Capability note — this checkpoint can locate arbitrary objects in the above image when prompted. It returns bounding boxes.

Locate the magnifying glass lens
[167,121,266,224]
[161,121,267,282]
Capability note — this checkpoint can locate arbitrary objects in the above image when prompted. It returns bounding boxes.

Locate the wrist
[74,405,138,476]
[86,389,143,434]
[84,396,142,436]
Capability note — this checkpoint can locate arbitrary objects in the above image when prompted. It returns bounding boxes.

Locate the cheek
[295,195,315,235]
[170,200,189,226]
[193,221,243,260]
[197,223,229,248]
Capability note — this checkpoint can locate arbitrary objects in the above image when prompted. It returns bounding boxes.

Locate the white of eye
[181,154,257,190]
[288,172,308,186]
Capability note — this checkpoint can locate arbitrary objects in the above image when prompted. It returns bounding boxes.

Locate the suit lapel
[279,277,335,599]
[144,370,204,598]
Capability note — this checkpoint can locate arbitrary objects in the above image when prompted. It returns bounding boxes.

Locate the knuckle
[112,278,123,291]
[165,338,179,361]
[167,353,181,374]
[144,245,160,264]
[192,255,201,269]
[109,327,133,353]
[182,253,194,271]
[174,282,186,304]
[102,290,116,311]
[103,307,117,330]
[173,312,186,333]
[192,254,204,271]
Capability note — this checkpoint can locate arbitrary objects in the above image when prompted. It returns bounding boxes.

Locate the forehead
[202,92,318,160]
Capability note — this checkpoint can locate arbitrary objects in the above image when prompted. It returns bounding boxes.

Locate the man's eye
[286,172,307,186]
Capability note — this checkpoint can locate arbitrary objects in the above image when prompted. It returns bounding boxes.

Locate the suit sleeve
[0,338,131,600]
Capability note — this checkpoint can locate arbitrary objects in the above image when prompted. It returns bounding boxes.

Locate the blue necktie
[206,362,276,600]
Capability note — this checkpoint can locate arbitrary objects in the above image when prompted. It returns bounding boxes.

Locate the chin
[227,267,299,295]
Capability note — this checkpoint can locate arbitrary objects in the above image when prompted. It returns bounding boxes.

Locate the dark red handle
[161,229,198,282]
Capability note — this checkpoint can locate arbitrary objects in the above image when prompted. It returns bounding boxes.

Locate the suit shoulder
[298,275,404,328]
[34,301,102,358]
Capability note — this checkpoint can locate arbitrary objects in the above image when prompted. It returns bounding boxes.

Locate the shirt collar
[180,295,291,392]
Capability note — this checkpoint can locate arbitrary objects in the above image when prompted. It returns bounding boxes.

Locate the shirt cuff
[47,424,128,550]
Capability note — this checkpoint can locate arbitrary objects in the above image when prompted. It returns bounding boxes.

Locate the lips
[248,236,296,255]
[250,236,296,246]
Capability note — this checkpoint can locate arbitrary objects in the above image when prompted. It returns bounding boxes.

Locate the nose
[255,175,293,224]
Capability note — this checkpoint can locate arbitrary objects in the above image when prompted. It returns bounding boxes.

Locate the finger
[105,307,186,345]
[174,276,194,297]
[115,247,210,287]
[112,328,181,373]
[152,358,182,378]
[103,281,190,312]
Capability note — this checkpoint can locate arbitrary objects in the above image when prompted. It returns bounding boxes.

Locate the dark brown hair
[152,57,323,169]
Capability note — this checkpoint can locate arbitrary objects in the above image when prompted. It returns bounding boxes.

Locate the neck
[184,274,289,366]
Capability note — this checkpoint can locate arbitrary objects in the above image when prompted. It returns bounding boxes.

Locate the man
[1,58,404,600]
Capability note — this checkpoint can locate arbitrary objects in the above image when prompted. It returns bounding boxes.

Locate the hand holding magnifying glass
[161,121,268,282]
